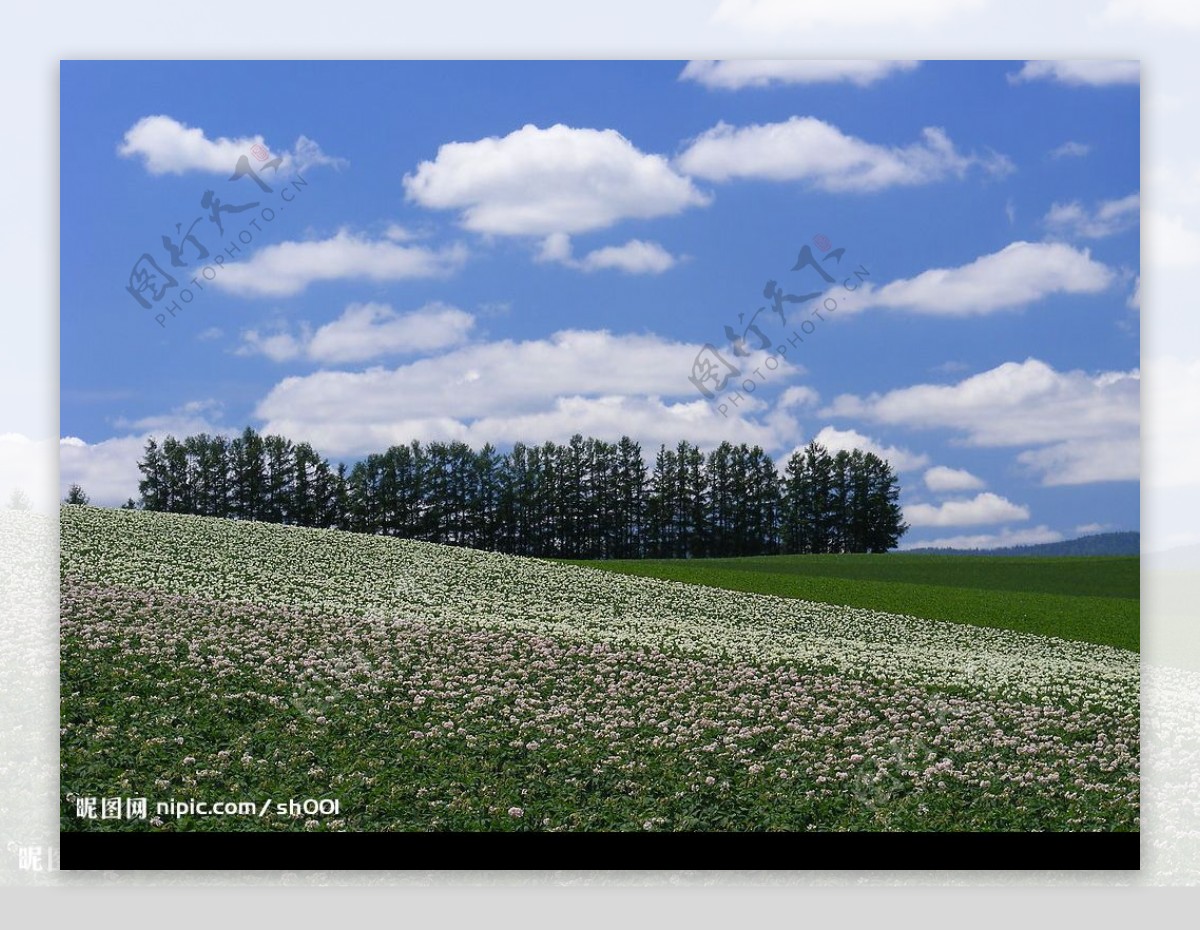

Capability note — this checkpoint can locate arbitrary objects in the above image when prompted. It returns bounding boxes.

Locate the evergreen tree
[706,441,738,557]
[229,428,266,521]
[861,452,907,552]
[137,437,168,511]
[745,445,780,556]
[613,436,647,559]
[262,435,296,524]
[126,427,907,556]
[160,437,193,514]
[673,441,708,558]
[646,444,676,558]
[471,443,501,551]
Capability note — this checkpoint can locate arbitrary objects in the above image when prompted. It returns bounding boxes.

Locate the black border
[61,831,1140,871]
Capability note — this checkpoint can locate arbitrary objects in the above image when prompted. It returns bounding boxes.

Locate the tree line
[133,427,908,558]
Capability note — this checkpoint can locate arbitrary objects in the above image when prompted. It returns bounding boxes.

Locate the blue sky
[60,59,1139,548]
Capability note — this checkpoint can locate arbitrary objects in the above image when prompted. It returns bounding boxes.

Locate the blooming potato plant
[60,506,1138,831]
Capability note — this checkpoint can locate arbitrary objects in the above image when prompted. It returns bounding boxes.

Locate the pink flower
[507,806,524,818]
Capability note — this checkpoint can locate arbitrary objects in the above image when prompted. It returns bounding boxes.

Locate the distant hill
[904,531,1139,557]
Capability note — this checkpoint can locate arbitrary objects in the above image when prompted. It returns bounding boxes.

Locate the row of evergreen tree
[135,427,908,558]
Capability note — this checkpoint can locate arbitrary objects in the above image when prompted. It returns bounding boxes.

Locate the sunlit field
[567,553,1139,651]
[61,506,1138,832]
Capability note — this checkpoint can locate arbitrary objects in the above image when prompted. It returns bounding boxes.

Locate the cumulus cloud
[676,117,1011,192]
[777,386,820,409]
[905,492,1030,527]
[1016,437,1141,486]
[711,0,984,30]
[60,402,231,507]
[212,230,468,297]
[254,329,805,458]
[1044,193,1140,239]
[536,234,679,274]
[434,395,793,455]
[576,240,679,274]
[807,426,930,472]
[825,358,1139,486]
[237,326,308,363]
[850,241,1114,315]
[1076,522,1114,535]
[923,465,985,493]
[59,435,152,508]
[680,60,918,89]
[1049,141,1091,159]
[118,115,345,176]
[262,394,797,462]
[903,525,1065,551]
[403,123,710,236]
[1009,60,1140,86]
[237,303,475,364]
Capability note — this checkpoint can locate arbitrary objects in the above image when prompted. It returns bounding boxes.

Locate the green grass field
[562,554,1139,652]
[61,508,1139,832]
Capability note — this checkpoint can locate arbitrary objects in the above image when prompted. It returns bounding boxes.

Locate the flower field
[60,506,1139,831]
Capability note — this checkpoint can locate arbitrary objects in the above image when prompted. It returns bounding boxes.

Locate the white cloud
[118,115,345,176]
[212,230,468,297]
[309,303,474,363]
[288,136,346,172]
[59,435,151,508]
[112,399,225,434]
[675,118,1010,192]
[437,395,792,454]
[237,326,308,363]
[383,224,418,242]
[808,426,930,472]
[923,465,985,493]
[403,123,710,236]
[237,303,476,364]
[904,525,1065,551]
[825,358,1139,486]
[1009,61,1140,87]
[535,232,574,264]
[59,402,231,507]
[537,235,679,274]
[905,492,1029,527]
[1016,437,1140,486]
[255,329,805,457]
[1128,276,1141,310]
[1076,522,1114,534]
[777,386,820,409]
[196,326,224,342]
[1049,140,1091,159]
[680,60,918,89]
[711,0,984,30]
[851,241,1114,316]
[1044,193,1140,239]
[577,240,678,274]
